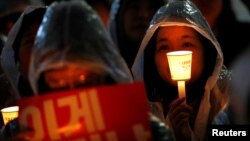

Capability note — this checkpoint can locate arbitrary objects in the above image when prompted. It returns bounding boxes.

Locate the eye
[183,42,194,48]
[157,45,169,52]
[46,78,67,89]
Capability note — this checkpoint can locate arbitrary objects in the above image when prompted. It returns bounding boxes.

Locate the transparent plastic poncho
[29,0,133,95]
[131,0,228,141]
[1,7,47,99]
[132,0,223,83]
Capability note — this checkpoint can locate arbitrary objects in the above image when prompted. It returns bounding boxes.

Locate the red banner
[18,82,152,141]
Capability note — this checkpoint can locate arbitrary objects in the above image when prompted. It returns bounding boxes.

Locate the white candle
[178,81,186,98]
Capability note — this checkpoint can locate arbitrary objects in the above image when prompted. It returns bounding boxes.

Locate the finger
[168,97,186,113]
[168,104,193,120]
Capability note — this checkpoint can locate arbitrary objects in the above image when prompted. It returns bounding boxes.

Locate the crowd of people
[0,0,249,141]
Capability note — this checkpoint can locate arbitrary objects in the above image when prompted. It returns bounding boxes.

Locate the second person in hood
[108,0,166,68]
[132,0,230,141]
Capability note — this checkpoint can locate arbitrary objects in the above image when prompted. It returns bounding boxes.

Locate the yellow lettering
[44,100,60,140]
[58,95,86,137]
[89,90,105,130]
[79,92,96,133]
[19,106,44,140]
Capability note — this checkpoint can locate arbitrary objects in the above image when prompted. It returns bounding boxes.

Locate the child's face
[154,26,204,86]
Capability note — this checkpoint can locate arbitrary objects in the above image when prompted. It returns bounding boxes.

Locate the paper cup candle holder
[166,51,192,98]
[1,106,19,125]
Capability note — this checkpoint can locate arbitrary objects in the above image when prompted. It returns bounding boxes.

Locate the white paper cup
[166,51,192,81]
[1,106,19,125]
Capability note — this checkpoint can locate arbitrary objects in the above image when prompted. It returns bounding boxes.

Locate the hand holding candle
[166,51,192,98]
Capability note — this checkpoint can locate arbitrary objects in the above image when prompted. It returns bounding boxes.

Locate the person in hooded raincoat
[132,0,230,141]
[213,46,250,125]
[28,1,133,95]
[0,6,46,128]
[108,0,166,68]
[0,0,44,74]
[0,0,44,52]
[1,1,175,140]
